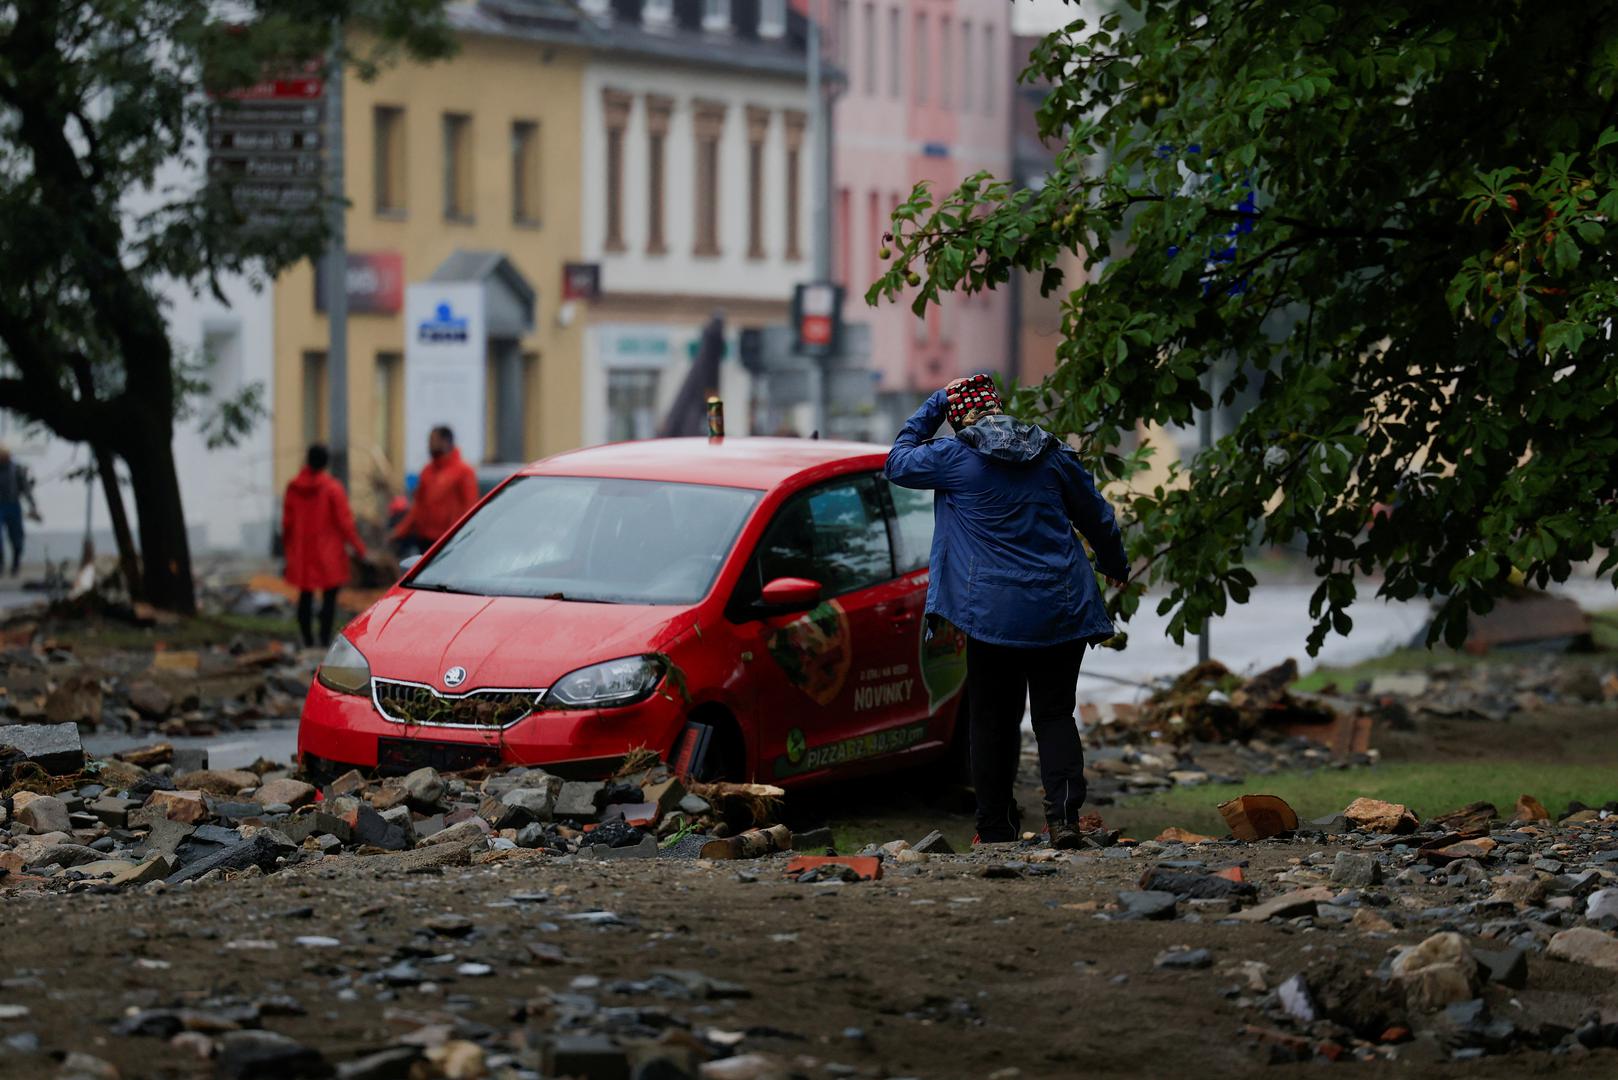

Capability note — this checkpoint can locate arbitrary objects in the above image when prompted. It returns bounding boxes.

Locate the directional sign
[208,70,328,232]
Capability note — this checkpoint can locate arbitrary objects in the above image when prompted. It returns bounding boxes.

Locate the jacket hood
[955,415,1059,466]
[288,467,330,494]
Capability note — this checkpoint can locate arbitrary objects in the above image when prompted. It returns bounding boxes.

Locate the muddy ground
[4,834,1616,1080]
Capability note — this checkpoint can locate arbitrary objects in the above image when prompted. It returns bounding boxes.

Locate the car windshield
[408,475,762,605]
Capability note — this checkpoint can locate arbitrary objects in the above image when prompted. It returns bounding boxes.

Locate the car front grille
[371,678,546,729]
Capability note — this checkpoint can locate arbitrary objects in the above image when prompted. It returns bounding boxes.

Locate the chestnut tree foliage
[869,1,1618,652]
[0,1,451,612]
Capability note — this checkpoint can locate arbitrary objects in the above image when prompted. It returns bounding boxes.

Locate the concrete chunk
[0,722,85,774]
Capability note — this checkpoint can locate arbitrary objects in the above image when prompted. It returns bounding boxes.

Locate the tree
[0,0,451,613]
[870,1,1618,652]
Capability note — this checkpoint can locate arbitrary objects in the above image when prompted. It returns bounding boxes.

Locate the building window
[643,0,673,27]
[373,106,406,215]
[442,112,473,221]
[940,16,952,109]
[374,352,403,472]
[863,2,876,95]
[837,186,850,286]
[302,351,327,447]
[511,120,540,226]
[646,95,672,255]
[746,107,769,259]
[608,369,660,442]
[868,189,881,286]
[914,12,927,105]
[784,110,806,261]
[702,0,730,33]
[835,0,851,65]
[603,89,632,252]
[693,100,726,257]
[961,21,973,113]
[759,0,785,38]
[984,25,996,114]
[888,6,900,99]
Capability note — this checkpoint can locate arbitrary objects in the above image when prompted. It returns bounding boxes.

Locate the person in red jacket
[282,444,367,648]
[391,425,479,554]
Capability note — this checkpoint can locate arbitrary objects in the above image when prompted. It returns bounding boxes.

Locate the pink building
[812,0,1015,419]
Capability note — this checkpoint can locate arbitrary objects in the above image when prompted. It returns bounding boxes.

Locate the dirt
[1373,703,1618,767]
[4,839,1616,1080]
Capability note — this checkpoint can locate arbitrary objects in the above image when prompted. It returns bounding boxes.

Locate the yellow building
[273,24,585,514]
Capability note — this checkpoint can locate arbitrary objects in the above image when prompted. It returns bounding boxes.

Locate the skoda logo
[443,666,467,689]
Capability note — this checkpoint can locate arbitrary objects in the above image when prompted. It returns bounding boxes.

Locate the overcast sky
[1011,0,1092,35]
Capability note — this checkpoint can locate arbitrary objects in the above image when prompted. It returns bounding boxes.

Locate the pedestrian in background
[885,374,1129,848]
[391,425,478,555]
[282,444,366,649]
[0,443,41,578]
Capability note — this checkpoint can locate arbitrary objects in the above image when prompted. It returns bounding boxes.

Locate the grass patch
[1108,761,1618,840]
[1591,608,1618,652]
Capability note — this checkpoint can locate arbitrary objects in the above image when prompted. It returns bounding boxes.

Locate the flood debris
[1218,794,1299,841]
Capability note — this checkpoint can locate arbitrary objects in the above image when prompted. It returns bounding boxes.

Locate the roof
[428,250,536,305]
[523,437,890,489]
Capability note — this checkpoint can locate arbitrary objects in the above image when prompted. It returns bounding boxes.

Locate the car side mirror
[399,554,422,572]
[759,576,822,612]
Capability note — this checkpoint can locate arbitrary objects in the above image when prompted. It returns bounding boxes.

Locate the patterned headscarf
[944,373,1003,427]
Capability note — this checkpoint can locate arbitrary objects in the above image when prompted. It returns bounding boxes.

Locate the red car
[298,438,969,785]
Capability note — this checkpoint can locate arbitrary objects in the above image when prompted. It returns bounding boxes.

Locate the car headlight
[316,636,372,696]
[544,655,666,709]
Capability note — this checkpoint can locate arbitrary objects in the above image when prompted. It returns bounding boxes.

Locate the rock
[125,681,173,719]
[1487,874,1548,908]
[171,747,208,774]
[109,856,176,888]
[1330,851,1382,887]
[0,721,85,774]
[1369,672,1430,696]
[1342,797,1419,834]
[581,835,658,860]
[335,1047,421,1080]
[1513,794,1551,822]
[425,1041,484,1080]
[1587,887,1618,927]
[1391,932,1478,1012]
[45,676,102,727]
[1154,947,1213,970]
[166,833,290,885]
[353,805,411,851]
[143,789,208,824]
[85,795,140,828]
[57,1052,121,1079]
[790,826,834,852]
[402,767,446,809]
[1351,908,1395,933]
[913,829,955,855]
[1137,866,1255,899]
[641,775,687,817]
[425,912,475,936]
[253,777,315,809]
[33,843,105,868]
[501,783,560,821]
[1217,794,1299,840]
[1231,887,1334,923]
[1115,890,1178,921]
[1429,801,1496,835]
[93,759,150,790]
[1472,946,1528,989]
[418,818,488,848]
[1547,926,1618,972]
[136,817,195,858]
[175,769,259,795]
[1277,973,1317,1023]
[546,1033,630,1080]
[12,792,71,834]
[282,812,353,845]
[216,1030,329,1080]
[553,781,604,822]
[1308,813,1350,833]
[677,793,711,816]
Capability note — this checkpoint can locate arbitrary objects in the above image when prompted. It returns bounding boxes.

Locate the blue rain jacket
[885,390,1129,648]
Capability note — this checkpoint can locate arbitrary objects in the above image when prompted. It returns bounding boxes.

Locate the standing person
[282,444,367,649]
[391,426,478,555]
[0,444,40,578]
[885,374,1129,848]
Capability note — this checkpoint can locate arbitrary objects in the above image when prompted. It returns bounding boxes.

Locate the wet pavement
[82,720,299,770]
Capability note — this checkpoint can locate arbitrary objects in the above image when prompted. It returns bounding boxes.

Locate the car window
[751,475,894,599]
[409,475,760,604]
[887,481,934,573]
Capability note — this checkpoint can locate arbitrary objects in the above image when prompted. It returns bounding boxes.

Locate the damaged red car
[297,438,969,785]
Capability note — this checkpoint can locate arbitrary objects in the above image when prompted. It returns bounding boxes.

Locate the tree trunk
[92,444,143,604]
[121,426,196,615]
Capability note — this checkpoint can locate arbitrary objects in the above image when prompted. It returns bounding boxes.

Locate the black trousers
[965,636,1088,841]
[297,588,340,648]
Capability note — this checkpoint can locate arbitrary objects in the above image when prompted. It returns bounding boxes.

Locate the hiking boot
[1048,821,1084,850]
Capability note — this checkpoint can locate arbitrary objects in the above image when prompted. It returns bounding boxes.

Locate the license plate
[377,736,501,774]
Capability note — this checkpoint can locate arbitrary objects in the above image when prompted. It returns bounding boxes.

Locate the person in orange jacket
[282,444,367,647]
[391,425,479,554]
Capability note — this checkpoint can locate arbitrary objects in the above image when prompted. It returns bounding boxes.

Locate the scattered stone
[913,829,955,855]
[253,777,315,809]
[1472,945,1529,989]
[352,805,411,851]
[400,767,446,809]
[0,722,84,775]
[1277,973,1317,1023]
[1546,926,1618,972]
[166,833,290,885]
[125,681,173,718]
[1137,866,1255,899]
[216,1030,329,1080]
[1430,801,1496,835]
[677,793,711,816]
[1391,932,1478,1012]
[553,781,605,821]
[1586,887,1618,927]
[1231,887,1333,923]
[335,1047,421,1080]
[174,769,259,795]
[1351,908,1395,933]
[1115,890,1179,921]
[500,784,560,821]
[143,789,209,825]
[1342,797,1419,834]
[282,812,353,846]
[1514,794,1551,822]
[12,792,71,834]
[1330,851,1382,887]
[1154,947,1213,970]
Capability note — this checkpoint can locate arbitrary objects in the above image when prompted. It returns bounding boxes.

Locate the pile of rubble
[0,725,802,894]
[0,634,313,738]
[1331,655,1618,726]
[1106,794,1618,1063]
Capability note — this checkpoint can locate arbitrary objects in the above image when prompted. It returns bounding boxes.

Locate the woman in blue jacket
[886,374,1128,847]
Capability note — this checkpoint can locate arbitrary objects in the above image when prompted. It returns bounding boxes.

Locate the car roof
[519,437,892,489]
